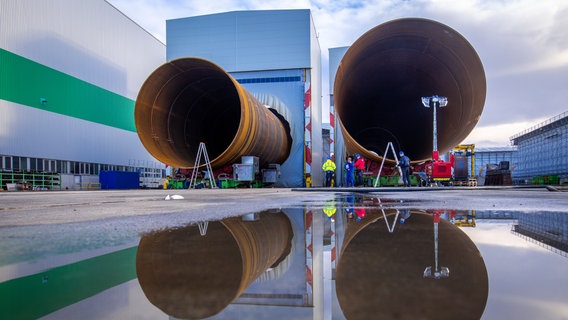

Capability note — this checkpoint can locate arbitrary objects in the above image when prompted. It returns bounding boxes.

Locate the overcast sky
[107,0,568,148]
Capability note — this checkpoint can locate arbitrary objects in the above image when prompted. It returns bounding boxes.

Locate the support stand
[374,142,403,187]
[188,142,217,189]
[198,221,209,236]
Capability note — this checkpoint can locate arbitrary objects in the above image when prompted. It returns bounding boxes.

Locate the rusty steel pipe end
[135,57,291,169]
[335,18,486,163]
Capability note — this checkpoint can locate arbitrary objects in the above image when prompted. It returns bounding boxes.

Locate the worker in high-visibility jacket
[322,156,336,187]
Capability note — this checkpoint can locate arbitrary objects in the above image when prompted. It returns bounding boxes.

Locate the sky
[107,0,568,148]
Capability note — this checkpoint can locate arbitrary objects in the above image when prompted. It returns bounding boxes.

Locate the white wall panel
[0,100,156,166]
[167,10,310,72]
[1,0,165,99]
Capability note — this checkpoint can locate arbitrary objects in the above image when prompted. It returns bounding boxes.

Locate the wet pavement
[1,187,568,319]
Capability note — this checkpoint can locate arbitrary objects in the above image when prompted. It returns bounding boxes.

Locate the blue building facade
[511,111,568,184]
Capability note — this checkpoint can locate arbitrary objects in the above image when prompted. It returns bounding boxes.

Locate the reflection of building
[473,210,568,257]
[473,211,518,220]
[511,212,568,257]
[0,208,321,319]
[136,209,318,319]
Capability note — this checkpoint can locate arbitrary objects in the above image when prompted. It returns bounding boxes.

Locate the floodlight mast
[421,95,448,158]
[423,212,450,279]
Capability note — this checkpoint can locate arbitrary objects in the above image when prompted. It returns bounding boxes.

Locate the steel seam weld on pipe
[334,18,486,163]
[135,57,292,169]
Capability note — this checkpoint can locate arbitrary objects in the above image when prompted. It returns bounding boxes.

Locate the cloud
[462,118,548,147]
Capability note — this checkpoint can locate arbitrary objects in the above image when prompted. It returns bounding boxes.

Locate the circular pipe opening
[335,18,486,162]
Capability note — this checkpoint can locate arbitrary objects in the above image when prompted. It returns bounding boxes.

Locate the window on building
[72,162,80,174]
[13,156,20,171]
[21,157,28,172]
[2,156,11,170]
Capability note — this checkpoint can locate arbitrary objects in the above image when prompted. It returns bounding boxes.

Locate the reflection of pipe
[336,211,488,319]
[135,58,291,169]
[334,18,486,162]
[136,211,293,319]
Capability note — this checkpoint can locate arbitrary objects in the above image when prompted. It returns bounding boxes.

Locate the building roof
[510,111,568,145]
[476,146,517,153]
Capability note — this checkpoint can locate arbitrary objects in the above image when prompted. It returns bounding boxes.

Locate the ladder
[188,142,217,189]
[374,141,403,187]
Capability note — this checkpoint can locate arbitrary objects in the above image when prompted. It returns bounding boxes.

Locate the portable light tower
[421,95,453,185]
[421,95,448,159]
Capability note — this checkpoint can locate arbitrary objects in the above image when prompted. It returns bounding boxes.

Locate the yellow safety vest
[322,160,336,171]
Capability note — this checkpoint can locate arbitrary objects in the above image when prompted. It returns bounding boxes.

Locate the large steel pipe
[335,18,486,162]
[135,58,291,168]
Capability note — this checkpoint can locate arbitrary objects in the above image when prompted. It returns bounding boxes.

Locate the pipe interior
[164,69,241,163]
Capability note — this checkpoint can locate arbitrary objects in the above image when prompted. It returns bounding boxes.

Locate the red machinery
[420,95,454,186]
[427,150,454,185]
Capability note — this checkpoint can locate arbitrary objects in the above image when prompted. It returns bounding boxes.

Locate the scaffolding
[0,171,61,190]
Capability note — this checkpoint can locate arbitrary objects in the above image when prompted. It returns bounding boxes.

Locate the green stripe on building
[0,48,136,132]
[0,246,138,319]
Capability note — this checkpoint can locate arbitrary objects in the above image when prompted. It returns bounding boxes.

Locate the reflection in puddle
[136,210,294,319]
[336,210,487,319]
[1,194,567,319]
[135,203,490,319]
[331,195,489,319]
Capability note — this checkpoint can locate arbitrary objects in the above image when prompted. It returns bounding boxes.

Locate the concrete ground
[1,186,567,227]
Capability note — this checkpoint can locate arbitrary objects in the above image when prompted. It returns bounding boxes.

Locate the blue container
[99,171,140,189]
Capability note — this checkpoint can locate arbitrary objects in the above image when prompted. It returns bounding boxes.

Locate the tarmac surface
[1,186,567,227]
[2,186,567,320]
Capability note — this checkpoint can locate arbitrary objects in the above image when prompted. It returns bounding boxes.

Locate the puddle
[1,197,567,319]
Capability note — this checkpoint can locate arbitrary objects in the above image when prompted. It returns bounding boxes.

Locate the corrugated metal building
[167,10,322,187]
[511,111,568,184]
[474,146,517,182]
[433,110,568,186]
[0,0,166,190]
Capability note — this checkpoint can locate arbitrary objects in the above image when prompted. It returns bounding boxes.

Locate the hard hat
[356,153,360,158]
[399,151,404,155]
